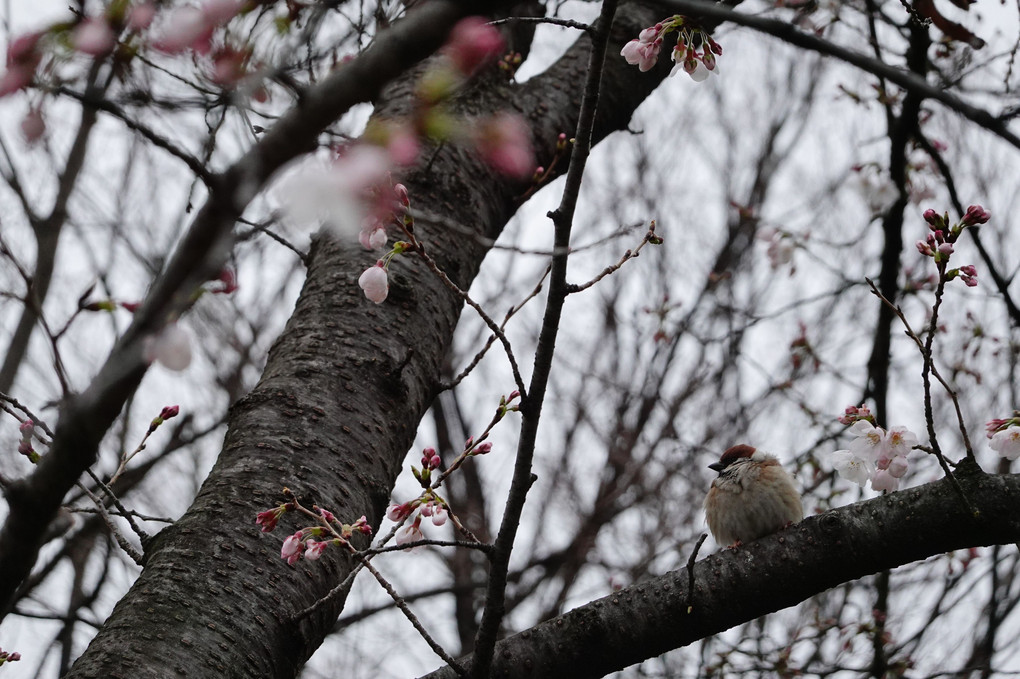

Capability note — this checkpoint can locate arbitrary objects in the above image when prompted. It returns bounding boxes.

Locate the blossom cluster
[0,647,21,666]
[386,447,456,545]
[832,420,918,492]
[621,16,722,82]
[276,17,534,305]
[986,415,1020,460]
[257,503,371,565]
[915,205,989,286]
[2,0,261,142]
[837,404,874,426]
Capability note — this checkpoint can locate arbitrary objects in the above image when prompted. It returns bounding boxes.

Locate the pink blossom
[386,126,420,166]
[621,38,661,72]
[395,521,424,545]
[922,208,942,227]
[360,226,387,250]
[937,242,954,256]
[886,426,918,456]
[0,67,32,97]
[847,420,887,462]
[20,109,45,143]
[304,539,327,561]
[145,323,193,371]
[430,505,448,526]
[986,418,1011,438]
[444,17,504,75]
[990,427,1020,460]
[887,455,909,478]
[686,59,713,82]
[154,7,213,54]
[386,502,412,522]
[281,532,303,564]
[473,113,535,179]
[318,507,335,523]
[202,0,244,23]
[474,441,493,455]
[127,2,158,31]
[19,420,33,437]
[358,263,389,304]
[832,449,873,487]
[870,469,900,492]
[209,47,248,86]
[213,267,238,293]
[8,31,43,64]
[72,19,117,56]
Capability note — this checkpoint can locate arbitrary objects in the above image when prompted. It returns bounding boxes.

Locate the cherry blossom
[395,520,425,546]
[358,263,389,304]
[832,449,873,487]
[386,502,413,522]
[280,532,303,565]
[870,469,900,492]
[145,323,193,371]
[990,427,1020,460]
[303,540,327,561]
[473,113,535,179]
[443,16,505,75]
[72,18,117,56]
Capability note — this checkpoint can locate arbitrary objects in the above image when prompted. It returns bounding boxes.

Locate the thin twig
[73,482,144,565]
[685,534,708,614]
[865,279,977,515]
[441,265,551,391]
[488,16,593,34]
[566,223,659,294]
[412,244,528,397]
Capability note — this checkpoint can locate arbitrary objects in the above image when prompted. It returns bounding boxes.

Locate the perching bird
[704,444,802,546]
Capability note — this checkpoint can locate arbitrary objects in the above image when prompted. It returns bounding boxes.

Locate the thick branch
[424,463,1020,679]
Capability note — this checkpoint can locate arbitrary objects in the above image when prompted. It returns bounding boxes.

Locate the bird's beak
[708,461,725,472]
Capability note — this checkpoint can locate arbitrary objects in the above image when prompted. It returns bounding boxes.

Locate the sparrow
[704,444,802,546]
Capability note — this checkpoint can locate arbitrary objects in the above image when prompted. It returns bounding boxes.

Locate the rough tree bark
[61,3,672,677]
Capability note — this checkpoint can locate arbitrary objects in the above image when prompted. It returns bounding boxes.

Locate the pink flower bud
[256,508,280,532]
[887,455,909,478]
[915,240,933,256]
[281,533,303,563]
[72,18,117,56]
[474,441,493,455]
[318,507,335,523]
[127,2,157,31]
[386,502,411,522]
[963,205,990,226]
[444,16,505,75]
[19,420,33,437]
[358,263,389,304]
[20,108,44,143]
[351,515,372,535]
[160,405,180,420]
[431,505,448,526]
[473,113,535,179]
[304,539,327,561]
[922,208,941,226]
[937,242,954,255]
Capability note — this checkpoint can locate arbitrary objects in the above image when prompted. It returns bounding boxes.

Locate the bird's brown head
[708,444,757,472]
